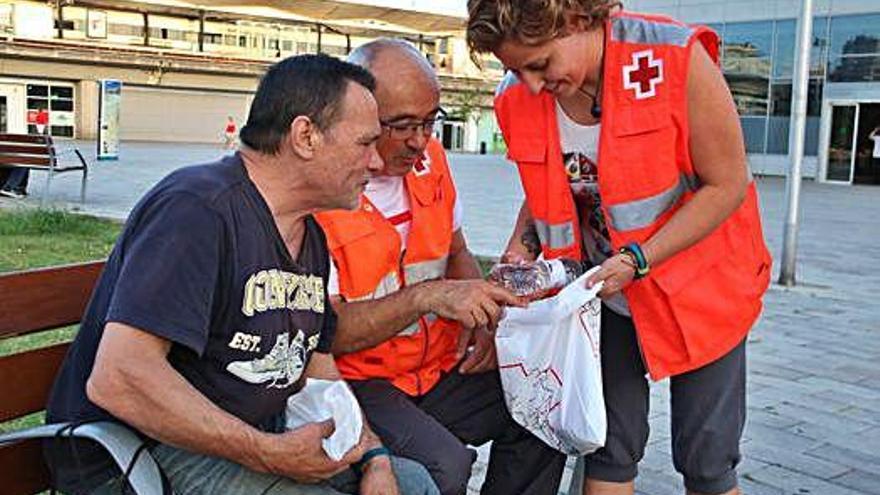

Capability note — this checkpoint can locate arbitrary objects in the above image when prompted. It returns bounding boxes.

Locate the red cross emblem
[623,50,664,100]
[412,151,431,176]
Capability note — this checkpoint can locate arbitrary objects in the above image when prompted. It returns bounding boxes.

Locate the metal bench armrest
[0,421,165,495]
[72,148,88,170]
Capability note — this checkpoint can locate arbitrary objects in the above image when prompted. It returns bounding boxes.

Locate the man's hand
[458,326,497,374]
[360,456,400,495]
[418,279,525,329]
[254,419,363,483]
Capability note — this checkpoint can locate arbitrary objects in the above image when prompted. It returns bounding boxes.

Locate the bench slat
[0,155,51,166]
[0,440,51,495]
[0,133,50,145]
[0,145,51,156]
[0,261,104,339]
[0,343,70,423]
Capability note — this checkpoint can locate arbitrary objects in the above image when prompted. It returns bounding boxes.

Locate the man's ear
[289,115,320,159]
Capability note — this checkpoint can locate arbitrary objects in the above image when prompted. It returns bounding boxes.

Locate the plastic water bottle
[488,258,584,298]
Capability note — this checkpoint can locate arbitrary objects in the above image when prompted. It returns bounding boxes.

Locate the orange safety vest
[315,139,461,395]
[494,12,772,380]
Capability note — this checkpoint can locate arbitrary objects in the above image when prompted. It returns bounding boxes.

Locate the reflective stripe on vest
[397,257,447,335]
[399,312,440,337]
[403,257,448,284]
[607,174,700,232]
[348,271,400,302]
[611,16,694,47]
[534,218,577,251]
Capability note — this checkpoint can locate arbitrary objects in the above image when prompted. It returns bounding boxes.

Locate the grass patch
[0,209,119,432]
[0,208,121,273]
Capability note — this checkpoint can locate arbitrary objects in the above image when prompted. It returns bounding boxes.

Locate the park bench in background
[0,133,89,204]
[0,261,165,495]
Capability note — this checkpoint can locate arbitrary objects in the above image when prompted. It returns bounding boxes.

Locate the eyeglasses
[380,108,447,141]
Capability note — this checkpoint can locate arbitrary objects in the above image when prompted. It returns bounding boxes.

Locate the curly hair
[467,0,621,55]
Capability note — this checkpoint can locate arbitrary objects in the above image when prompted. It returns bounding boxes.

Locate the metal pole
[198,10,205,53]
[779,0,814,287]
[55,0,63,39]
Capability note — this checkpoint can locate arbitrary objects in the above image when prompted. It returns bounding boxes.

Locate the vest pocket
[611,102,672,137]
[651,222,765,360]
[603,104,679,201]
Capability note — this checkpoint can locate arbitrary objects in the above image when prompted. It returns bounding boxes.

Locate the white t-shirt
[871,132,880,158]
[327,173,463,296]
[556,100,630,316]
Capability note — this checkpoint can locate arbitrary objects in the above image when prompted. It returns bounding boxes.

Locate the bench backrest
[0,261,105,495]
[0,133,55,169]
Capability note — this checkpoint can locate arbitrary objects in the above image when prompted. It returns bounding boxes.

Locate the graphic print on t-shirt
[227,267,325,389]
[563,151,613,258]
[226,329,319,388]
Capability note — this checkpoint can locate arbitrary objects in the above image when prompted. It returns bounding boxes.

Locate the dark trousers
[0,167,29,193]
[349,370,566,495]
[583,307,746,495]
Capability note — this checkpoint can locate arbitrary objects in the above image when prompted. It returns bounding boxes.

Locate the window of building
[772,17,829,80]
[827,55,880,82]
[55,19,75,31]
[825,13,880,83]
[109,23,145,37]
[766,79,823,155]
[718,17,832,156]
[721,21,773,153]
[26,83,75,138]
[829,14,880,57]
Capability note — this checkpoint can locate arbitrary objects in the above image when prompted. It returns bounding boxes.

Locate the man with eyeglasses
[314,39,566,495]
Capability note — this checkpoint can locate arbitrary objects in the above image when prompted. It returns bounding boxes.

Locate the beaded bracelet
[619,242,650,279]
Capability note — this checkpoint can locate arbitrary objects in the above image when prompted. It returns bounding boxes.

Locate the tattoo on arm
[521,221,542,256]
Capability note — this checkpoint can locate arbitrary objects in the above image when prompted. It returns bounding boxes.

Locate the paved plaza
[2,141,879,495]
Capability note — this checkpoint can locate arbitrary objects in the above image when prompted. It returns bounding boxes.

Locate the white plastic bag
[285,378,363,461]
[495,267,606,455]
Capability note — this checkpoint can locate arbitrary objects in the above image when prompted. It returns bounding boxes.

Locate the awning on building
[129,0,466,34]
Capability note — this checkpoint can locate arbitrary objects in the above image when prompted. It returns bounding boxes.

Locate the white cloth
[327,173,462,296]
[871,133,880,158]
[556,101,629,316]
[285,378,363,461]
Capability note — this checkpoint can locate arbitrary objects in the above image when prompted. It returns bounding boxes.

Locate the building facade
[0,0,500,152]
[629,0,880,184]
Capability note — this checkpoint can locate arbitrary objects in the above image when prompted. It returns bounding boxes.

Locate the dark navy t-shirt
[46,153,336,486]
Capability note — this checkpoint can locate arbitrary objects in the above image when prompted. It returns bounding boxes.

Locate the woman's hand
[585,253,636,298]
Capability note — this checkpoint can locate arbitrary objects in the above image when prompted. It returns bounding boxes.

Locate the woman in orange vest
[467,1,771,495]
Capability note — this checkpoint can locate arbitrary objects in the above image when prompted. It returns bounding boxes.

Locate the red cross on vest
[623,49,664,100]
[412,151,431,176]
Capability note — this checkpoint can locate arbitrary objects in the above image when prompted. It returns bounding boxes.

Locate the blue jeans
[0,168,29,193]
[94,442,440,495]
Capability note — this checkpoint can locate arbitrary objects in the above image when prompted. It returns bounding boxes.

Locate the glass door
[826,104,859,183]
[0,84,25,134]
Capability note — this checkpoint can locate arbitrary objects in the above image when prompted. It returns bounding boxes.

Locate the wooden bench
[0,261,164,495]
[0,133,89,204]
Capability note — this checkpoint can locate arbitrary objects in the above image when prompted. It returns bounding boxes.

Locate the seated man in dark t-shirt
[44,54,438,495]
